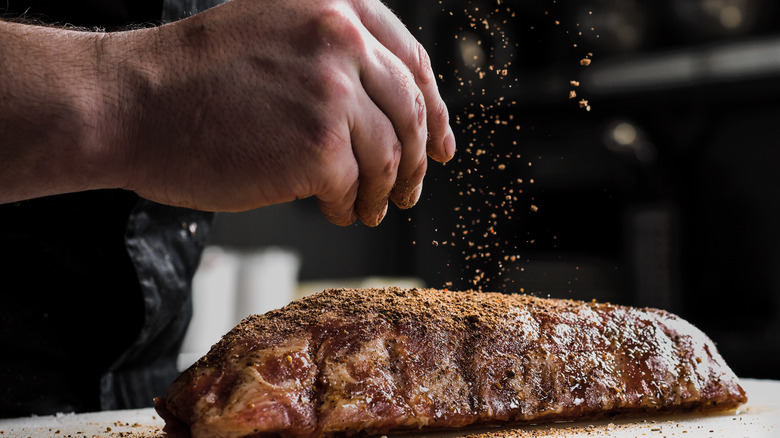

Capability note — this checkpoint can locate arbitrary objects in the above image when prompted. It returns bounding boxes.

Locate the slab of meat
[156,288,746,438]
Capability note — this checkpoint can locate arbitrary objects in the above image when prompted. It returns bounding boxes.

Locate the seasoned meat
[157,288,747,438]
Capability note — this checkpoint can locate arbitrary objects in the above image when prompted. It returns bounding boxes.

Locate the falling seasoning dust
[420,1,597,292]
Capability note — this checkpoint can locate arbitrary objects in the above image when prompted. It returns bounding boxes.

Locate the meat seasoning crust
[157,288,747,438]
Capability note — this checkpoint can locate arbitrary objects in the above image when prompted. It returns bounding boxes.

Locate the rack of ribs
[156,287,747,438]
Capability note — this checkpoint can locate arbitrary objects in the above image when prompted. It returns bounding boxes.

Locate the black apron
[0,0,224,418]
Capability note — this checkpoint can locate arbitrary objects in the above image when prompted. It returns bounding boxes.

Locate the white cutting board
[1,378,778,438]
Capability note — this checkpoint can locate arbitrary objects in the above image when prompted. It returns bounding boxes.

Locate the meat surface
[158,288,746,438]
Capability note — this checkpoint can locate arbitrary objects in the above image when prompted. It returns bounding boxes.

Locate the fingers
[315,89,404,228]
[316,181,358,227]
[313,2,453,226]
[360,38,428,210]
[315,123,360,227]
[315,58,423,227]
[350,91,402,226]
[351,0,456,163]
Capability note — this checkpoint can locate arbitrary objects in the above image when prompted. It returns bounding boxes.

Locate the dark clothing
[0,0,164,28]
[0,0,222,25]
[0,0,223,418]
[0,191,212,416]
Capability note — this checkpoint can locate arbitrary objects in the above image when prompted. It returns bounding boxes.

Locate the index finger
[351,0,456,163]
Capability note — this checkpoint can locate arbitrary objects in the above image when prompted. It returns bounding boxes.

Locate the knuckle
[315,7,364,51]
[407,154,428,184]
[378,139,403,180]
[433,97,449,123]
[319,66,354,101]
[304,59,354,106]
[400,89,427,144]
[300,114,348,171]
[415,43,434,84]
[393,67,427,137]
[413,91,427,132]
[428,97,450,138]
[311,124,348,164]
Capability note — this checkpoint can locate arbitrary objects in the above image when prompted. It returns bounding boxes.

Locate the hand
[107,0,455,226]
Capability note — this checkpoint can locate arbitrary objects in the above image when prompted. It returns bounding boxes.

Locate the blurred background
[186,0,780,379]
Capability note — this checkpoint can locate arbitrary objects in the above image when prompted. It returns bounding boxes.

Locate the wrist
[0,21,148,201]
[89,23,196,199]
[84,28,161,193]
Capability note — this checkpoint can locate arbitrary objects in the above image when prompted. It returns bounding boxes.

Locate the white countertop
[1,378,778,438]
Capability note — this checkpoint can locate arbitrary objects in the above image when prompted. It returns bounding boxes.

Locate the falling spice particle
[421,2,604,290]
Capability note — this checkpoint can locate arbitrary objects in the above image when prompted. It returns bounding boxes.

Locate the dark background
[208,0,780,379]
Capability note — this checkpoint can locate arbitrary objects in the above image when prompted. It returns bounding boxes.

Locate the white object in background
[236,247,300,322]
[179,246,240,371]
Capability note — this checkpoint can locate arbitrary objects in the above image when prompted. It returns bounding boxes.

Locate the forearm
[0,20,136,203]
[0,0,455,223]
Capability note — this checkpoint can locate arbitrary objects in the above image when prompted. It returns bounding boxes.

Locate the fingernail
[362,203,387,227]
[395,183,422,209]
[375,203,388,226]
[443,126,456,161]
[410,183,423,206]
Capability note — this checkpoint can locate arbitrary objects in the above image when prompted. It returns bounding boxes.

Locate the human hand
[110,0,455,226]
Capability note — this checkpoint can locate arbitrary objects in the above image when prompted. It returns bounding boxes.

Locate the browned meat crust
[160,288,746,438]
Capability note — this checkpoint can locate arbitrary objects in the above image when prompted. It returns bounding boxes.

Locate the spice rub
[158,288,746,438]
